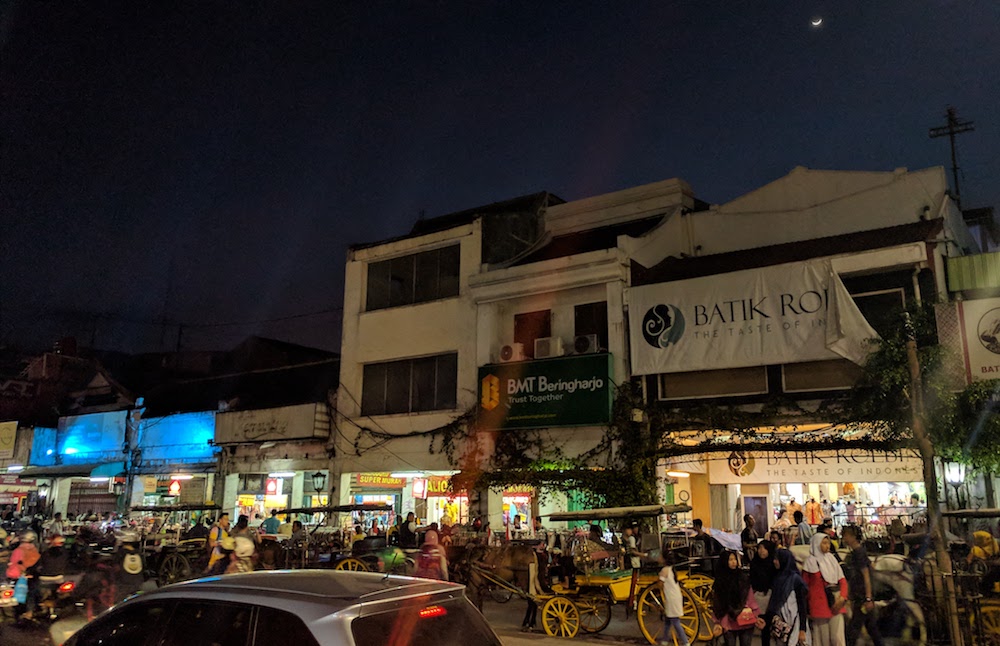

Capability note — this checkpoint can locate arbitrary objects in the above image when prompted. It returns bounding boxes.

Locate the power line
[929,106,975,210]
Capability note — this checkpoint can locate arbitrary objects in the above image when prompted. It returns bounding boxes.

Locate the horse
[449,542,542,610]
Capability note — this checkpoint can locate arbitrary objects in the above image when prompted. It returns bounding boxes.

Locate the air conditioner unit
[574,334,600,354]
[499,343,527,363]
[534,336,563,359]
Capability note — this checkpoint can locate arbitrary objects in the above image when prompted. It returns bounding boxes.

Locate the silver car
[58,570,502,646]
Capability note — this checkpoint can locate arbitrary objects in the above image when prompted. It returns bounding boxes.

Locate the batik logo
[642,304,685,348]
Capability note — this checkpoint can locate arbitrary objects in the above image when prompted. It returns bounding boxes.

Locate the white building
[335,165,978,533]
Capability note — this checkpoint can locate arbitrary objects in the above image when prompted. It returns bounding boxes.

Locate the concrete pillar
[129,476,144,508]
[292,472,305,509]
[222,473,239,517]
[53,478,73,518]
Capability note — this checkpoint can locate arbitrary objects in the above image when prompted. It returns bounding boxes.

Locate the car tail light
[1,589,12,599]
[58,581,75,593]
[418,605,447,619]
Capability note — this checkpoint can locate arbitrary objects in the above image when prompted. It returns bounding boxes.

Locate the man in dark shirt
[691,518,720,573]
[740,514,759,561]
[843,525,883,646]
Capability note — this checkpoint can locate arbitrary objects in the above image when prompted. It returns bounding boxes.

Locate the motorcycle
[36,572,84,623]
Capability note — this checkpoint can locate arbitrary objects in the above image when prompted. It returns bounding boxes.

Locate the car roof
[138,570,463,612]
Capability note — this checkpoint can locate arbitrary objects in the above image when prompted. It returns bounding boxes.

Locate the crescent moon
[811,17,823,26]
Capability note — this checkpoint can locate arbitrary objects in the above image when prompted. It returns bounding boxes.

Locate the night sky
[2,2,998,354]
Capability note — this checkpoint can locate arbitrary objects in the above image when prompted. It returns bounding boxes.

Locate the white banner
[628,259,879,375]
[708,449,924,484]
[957,297,1000,382]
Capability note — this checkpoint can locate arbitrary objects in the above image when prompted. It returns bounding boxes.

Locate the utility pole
[904,313,963,645]
[929,106,975,210]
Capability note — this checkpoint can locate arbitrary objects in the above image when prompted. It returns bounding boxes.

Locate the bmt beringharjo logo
[642,304,685,348]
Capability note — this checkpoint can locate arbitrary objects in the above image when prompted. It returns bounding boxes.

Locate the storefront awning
[135,463,217,475]
[91,462,127,478]
[19,463,106,478]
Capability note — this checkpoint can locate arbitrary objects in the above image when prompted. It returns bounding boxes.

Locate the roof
[350,191,564,251]
[513,214,665,266]
[150,570,461,610]
[142,359,339,417]
[632,218,943,286]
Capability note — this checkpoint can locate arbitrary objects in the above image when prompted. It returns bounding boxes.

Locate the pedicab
[542,503,710,643]
[128,503,222,585]
[262,503,401,572]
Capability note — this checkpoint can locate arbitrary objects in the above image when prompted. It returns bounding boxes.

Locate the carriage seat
[593,568,632,579]
[585,550,617,562]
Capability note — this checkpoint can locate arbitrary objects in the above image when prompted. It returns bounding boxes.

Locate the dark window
[352,596,502,646]
[362,353,458,415]
[66,600,173,646]
[574,302,608,351]
[254,606,321,646]
[366,245,461,311]
[514,310,551,358]
[852,289,905,338]
[159,601,253,646]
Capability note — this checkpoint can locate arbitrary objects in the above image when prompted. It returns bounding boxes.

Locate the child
[658,551,689,645]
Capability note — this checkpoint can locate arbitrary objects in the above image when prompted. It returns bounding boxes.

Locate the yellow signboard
[0,422,16,460]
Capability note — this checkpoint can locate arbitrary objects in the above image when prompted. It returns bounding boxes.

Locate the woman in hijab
[750,540,777,646]
[767,548,809,646]
[711,549,762,646]
[802,533,847,646]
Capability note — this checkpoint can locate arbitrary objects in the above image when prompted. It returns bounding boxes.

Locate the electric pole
[929,106,974,210]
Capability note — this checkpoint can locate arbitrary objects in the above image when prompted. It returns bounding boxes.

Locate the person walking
[206,513,231,571]
[399,512,418,548]
[741,515,760,562]
[767,548,810,646]
[795,511,814,546]
[658,551,689,645]
[711,549,763,646]
[750,540,777,646]
[414,529,449,580]
[803,533,847,646]
[841,526,882,646]
[225,536,256,574]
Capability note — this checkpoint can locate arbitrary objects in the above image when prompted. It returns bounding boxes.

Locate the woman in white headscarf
[802,533,847,646]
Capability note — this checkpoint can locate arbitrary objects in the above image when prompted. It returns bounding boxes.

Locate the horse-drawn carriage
[129,503,221,585]
[258,503,408,573]
[460,503,709,643]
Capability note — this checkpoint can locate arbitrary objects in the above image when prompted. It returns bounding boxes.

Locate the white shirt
[659,566,684,617]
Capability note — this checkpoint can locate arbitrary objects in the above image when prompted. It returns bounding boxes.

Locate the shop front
[503,485,535,537]
[414,475,467,526]
[349,472,403,532]
[708,448,926,538]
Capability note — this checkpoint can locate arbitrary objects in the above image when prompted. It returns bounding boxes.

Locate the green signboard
[477,353,613,429]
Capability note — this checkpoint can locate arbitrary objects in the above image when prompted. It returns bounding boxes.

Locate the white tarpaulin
[628,259,879,376]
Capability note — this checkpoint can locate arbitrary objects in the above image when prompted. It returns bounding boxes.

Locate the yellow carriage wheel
[637,584,700,645]
[334,558,369,571]
[681,574,715,642]
[978,602,1000,645]
[541,596,581,638]
[577,592,613,633]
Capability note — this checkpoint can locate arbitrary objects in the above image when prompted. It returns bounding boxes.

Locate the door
[743,495,769,535]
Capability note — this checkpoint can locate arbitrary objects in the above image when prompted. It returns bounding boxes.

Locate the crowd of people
[706,518,880,646]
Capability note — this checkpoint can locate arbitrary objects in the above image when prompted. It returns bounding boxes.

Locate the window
[67,600,174,646]
[362,353,458,415]
[352,597,502,646]
[366,245,461,310]
[514,310,551,358]
[254,607,321,646]
[852,289,905,338]
[159,601,253,646]
[658,367,768,400]
[574,302,608,351]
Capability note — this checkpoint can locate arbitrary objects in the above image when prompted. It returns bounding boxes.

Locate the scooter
[36,573,84,623]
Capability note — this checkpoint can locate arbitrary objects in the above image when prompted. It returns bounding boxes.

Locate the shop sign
[215,403,326,444]
[0,475,34,486]
[708,449,924,484]
[426,476,452,496]
[356,473,405,488]
[143,476,158,493]
[627,259,879,376]
[0,493,23,504]
[504,485,534,495]
[237,494,258,507]
[477,354,613,430]
[957,297,1000,382]
[0,421,16,460]
[412,478,427,499]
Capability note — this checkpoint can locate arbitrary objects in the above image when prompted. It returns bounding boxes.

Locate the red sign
[168,480,181,496]
[0,476,35,486]
[356,473,405,488]
[265,478,278,494]
[412,478,427,499]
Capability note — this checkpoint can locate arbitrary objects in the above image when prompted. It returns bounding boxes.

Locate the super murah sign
[477,354,613,429]
[627,259,879,376]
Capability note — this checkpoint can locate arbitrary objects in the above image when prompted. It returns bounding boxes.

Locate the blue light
[46,450,53,455]
[63,447,78,455]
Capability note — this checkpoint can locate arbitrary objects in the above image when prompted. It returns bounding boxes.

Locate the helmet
[234,536,255,559]
[219,536,236,552]
[49,535,65,547]
[19,530,37,543]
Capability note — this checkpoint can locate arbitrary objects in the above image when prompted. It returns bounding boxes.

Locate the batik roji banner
[627,259,879,375]
[956,297,1000,382]
[708,449,924,484]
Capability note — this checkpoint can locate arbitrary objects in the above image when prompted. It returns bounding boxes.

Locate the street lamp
[311,471,327,493]
[37,482,49,498]
[944,462,967,509]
